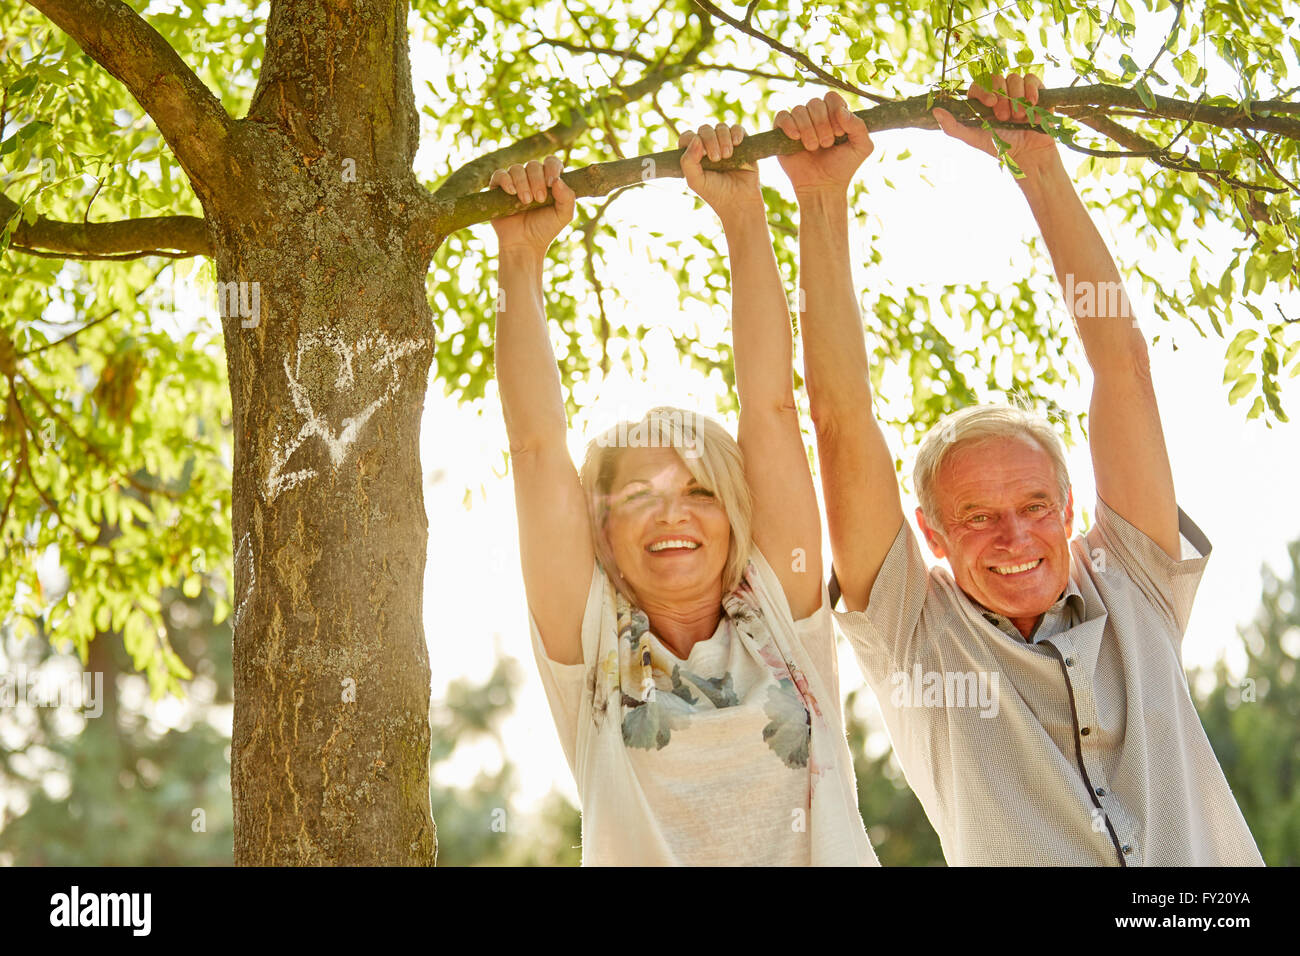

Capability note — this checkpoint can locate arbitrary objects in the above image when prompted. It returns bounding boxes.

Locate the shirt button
[1095,787,1106,796]
[1064,656,1075,666]
[1122,844,1133,854]
[1080,727,1091,736]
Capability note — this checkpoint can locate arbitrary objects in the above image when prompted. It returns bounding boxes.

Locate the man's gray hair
[914,404,1071,528]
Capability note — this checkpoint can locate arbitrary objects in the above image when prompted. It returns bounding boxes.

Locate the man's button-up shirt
[835,497,1264,866]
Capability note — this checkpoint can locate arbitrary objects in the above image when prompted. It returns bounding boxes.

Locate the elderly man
[774,75,1264,865]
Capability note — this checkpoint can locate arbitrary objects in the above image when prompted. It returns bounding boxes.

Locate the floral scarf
[585,554,878,866]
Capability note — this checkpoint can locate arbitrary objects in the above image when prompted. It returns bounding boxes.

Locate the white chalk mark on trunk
[232,531,255,631]
[265,330,430,501]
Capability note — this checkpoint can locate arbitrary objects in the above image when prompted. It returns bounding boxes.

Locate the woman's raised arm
[490,158,593,665]
[679,125,824,619]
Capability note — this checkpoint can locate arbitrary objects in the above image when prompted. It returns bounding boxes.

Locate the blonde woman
[488,121,876,866]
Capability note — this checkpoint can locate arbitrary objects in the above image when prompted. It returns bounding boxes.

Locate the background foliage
[1,0,1297,863]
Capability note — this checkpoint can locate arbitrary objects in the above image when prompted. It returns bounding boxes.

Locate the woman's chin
[628,566,722,601]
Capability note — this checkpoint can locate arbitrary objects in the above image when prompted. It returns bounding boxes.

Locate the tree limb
[1240,131,1300,197]
[7,384,95,545]
[691,0,891,104]
[1066,113,1280,201]
[2,191,211,259]
[24,0,234,198]
[21,308,120,357]
[419,85,1300,239]
[433,14,716,198]
[18,371,182,500]
[524,38,797,83]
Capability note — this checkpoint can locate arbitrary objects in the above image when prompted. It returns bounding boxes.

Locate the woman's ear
[595,516,632,600]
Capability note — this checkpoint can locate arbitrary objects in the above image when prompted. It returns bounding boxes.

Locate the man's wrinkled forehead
[935,436,1062,507]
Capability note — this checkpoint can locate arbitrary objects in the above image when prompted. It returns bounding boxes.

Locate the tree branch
[691,0,891,104]
[418,85,1300,239]
[0,447,19,545]
[21,308,120,357]
[524,38,797,83]
[433,15,717,198]
[1,190,211,259]
[18,371,182,500]
[1142,0,1185,80]
[7,384,94,545]
[1241,131,1300,197]
[1069,0,1119,89]
[1068,112,1285,200]
[24,0,234,198]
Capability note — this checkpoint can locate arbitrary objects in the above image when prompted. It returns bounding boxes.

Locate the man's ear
[915,507,947,559]
[1063,487,1074,530]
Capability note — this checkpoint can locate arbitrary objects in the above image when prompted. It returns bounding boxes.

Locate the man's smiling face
[916,435,1074,636]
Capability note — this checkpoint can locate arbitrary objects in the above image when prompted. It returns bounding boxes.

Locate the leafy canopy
[2,0,1297,684]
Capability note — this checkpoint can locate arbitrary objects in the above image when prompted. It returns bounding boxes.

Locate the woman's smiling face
[603,445,731,606]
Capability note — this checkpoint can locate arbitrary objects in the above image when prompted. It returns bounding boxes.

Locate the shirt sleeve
[832,520,931,682]
[527,563,604,775]
[1087,496,1211,638]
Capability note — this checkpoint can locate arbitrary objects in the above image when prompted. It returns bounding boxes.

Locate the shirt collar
[976,576,1086,643]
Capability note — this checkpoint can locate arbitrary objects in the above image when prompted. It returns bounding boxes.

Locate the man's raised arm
[934,73,1180,558]
[776,94,904,611]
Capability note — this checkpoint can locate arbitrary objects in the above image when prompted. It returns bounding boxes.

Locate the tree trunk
[211,0,439,865]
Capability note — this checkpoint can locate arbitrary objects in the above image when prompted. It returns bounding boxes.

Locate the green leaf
[1262,344,1280,376]
[1134,78,1156,110]
[1228,373,1257,404]
[1072,14,1097,45]
[7,75,39,98]
[1226,329,1258,363]
[18,120,52,143]
[1246,257,1268,295]
[1267,253,1293,281]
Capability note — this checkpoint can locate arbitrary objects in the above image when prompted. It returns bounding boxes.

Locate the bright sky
[420,125,1300,809]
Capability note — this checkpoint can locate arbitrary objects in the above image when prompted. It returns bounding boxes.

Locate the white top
[530,547,878,866]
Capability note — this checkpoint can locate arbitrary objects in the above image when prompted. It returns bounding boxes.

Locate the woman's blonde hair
[913,403,1071,529]
[579,407,752,603]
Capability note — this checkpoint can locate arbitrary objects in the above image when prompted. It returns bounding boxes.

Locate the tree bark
[210,0,438,865]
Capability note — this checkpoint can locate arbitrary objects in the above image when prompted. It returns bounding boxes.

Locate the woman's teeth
[648,539,700,552]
